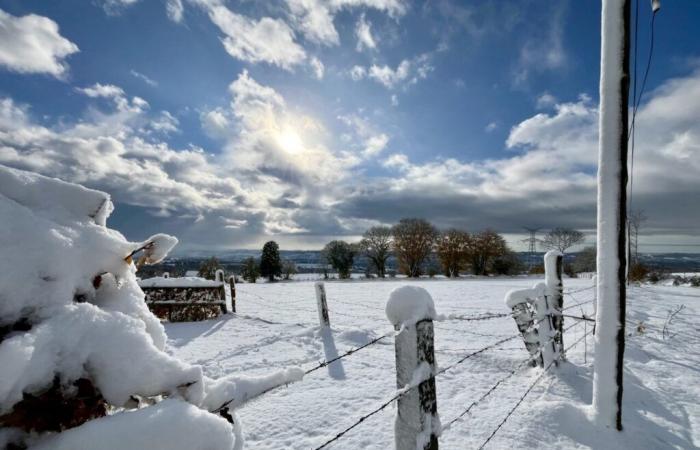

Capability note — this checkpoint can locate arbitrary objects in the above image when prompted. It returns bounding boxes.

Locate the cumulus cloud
[357,53,433,89]
[0,9,78,78]
[193,0,307,70]
[338,68,700,236]
[337,113,390,158]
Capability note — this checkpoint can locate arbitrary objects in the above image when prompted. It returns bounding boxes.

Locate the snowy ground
[165,278,700,449]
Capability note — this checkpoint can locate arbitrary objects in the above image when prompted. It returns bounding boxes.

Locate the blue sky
[1,0,700,253]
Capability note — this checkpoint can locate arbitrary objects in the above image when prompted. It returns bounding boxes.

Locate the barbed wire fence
[217,278,599,449]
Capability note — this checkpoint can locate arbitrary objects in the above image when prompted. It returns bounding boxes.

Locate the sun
[277,127,304,155]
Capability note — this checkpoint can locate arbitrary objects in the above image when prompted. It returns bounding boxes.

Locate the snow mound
[385,285,436,326]
[0,166,303,449]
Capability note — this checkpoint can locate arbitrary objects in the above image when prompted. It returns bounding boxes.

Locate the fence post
[544,251,564,354]
[315,281,330,328]
[504,283,545,366]
[228,275,236,313]
[215,269,225,283]
[386,286,439,450]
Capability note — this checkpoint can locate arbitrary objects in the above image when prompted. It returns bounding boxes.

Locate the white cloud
[337,113,390,157]
[0,9,78,78]
[76,83,150,115]
[310,56,325,79]
[391,94,399,106]
[149,111,180,134]
[285,0,406,47]
[349,65,367,81]
[535,92,557,109]
[366,54,433,89]
[513,3,567,86]
[485,122,497,133]
[286,0,339,46]
[130,69,158,87]
[355,14,377,52]
[97,0,140,15]
[194,0,307,70]
[166,0,184,22]
[383,153,409,170]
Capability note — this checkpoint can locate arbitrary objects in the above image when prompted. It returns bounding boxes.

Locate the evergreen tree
[260,241,282,282]
[241,257,260,283]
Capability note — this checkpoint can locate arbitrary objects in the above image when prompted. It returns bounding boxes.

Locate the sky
[0,0,699,254]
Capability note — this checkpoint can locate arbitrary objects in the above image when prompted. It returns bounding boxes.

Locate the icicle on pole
[593,0,630,431]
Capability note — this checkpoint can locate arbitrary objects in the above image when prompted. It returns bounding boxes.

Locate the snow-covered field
[165,278,700,449]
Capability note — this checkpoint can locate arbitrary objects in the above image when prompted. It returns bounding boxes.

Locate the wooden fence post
[386,286,439,450]
[215,269,224,283]
[544,251,564,353]
[228,275,236,313]
[505,283,546,366]
[315,281,330,328]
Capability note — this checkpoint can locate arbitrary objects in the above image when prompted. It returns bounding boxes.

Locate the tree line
[192,220,595,282]
[323,218,521,279]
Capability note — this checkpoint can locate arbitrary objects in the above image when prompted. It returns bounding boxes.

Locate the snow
[0,166,302,449]
[594,0,628,428]
[138,276,224,288]
[138,233,179,265]
[386,285,437,327]
[164,279,700,449]
[28,399,235,450]
[505,282,546,308]
[544,250,563,293]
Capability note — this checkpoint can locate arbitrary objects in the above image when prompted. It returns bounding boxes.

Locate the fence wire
[475,327,594,450]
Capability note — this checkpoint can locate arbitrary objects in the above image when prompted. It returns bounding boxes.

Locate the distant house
[185,270,199,277]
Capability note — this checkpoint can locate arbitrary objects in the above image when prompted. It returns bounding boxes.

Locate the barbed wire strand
[305,332,393,375]
[476,328,594,450]
[441,319,586,433]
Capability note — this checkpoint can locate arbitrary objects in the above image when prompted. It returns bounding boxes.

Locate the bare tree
[541,227,585,254]
[628,209,646,264]
[392,218,438,277]
[436,229,470,277]
[359,226,392,278]
[467,229,508,275]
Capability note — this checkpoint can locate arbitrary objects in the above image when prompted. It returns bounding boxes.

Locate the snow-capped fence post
[544,251,565,353]
[215,269,224,283]
[228,275,236,313]
[386,286,439,450]
[505,283,545,366]
[593,0,630,431]
[315,281,330,328]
